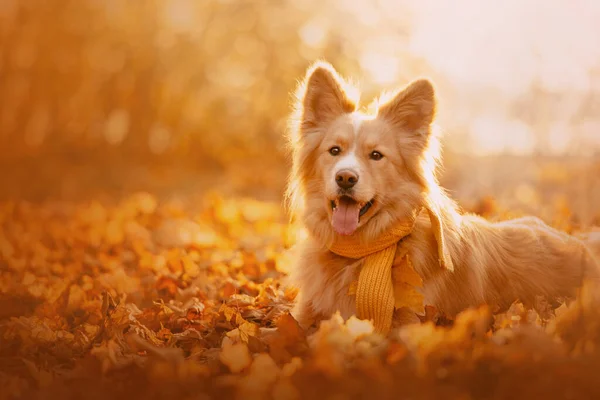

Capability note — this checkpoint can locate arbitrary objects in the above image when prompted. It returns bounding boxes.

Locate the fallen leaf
[238,320,259,343]
[393,255,425,315]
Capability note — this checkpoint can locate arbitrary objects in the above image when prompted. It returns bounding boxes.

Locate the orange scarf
[328,206,453,334]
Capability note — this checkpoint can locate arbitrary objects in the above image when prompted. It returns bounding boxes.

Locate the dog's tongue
[332,197,360,235]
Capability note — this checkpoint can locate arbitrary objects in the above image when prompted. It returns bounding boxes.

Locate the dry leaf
[393,255,425,315]
[220,304,237,322]
[238,320,259,343]
[393,255,423,288]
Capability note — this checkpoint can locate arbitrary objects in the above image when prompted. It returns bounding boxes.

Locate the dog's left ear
[378,79,451,271]
[425,201,454,272]
[377,79,436,133]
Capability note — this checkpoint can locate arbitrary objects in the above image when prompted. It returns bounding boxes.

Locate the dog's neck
[327,208,419,257]
[302,207,417,250]
[302,185,462,258]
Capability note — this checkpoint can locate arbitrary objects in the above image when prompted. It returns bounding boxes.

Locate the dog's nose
[336,169,359,189]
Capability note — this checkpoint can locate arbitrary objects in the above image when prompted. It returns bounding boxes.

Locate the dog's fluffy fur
[286,61,600,328]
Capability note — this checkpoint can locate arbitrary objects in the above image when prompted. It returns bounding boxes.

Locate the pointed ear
[377,79,436,131]
[424,202,454,272]
[299,62,356,128]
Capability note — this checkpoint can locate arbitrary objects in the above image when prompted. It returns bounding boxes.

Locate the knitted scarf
[328,206,453,334]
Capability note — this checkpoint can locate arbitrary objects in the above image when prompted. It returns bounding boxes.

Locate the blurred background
[0,0,599,226]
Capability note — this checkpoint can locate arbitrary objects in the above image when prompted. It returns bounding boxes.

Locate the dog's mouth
[330,196,374,236]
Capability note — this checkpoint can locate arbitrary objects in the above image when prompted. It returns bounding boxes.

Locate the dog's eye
[329,146,341,156]
[370,151,383,161]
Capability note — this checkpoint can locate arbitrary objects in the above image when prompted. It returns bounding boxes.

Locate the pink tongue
[332,198,360,235]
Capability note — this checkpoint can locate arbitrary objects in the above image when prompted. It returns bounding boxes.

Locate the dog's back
[409,213,600,317]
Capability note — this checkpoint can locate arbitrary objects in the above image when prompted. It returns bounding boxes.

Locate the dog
[286,61,600,330]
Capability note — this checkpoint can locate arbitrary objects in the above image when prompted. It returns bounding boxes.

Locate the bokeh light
[0,0,598,214]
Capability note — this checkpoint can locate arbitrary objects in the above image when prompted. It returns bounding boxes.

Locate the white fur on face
[333,152,360,176]
[330,113,369,181]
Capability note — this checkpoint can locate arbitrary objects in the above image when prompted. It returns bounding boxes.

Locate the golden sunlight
[2,1,600,399]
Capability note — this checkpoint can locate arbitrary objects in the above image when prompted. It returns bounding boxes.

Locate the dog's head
[287,61,444,245]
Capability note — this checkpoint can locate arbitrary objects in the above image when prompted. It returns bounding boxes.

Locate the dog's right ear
[298,62,356,129]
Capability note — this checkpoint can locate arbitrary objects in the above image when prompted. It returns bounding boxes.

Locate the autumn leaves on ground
[2,165,600,400]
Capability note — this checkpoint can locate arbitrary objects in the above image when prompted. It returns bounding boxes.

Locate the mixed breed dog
[285,61,600,333]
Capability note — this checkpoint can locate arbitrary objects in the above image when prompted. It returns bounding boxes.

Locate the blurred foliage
[0,0,358,165]
[0,0,599,219]
[1,0,599,170]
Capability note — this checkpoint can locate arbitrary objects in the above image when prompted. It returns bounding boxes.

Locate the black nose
[336,169,359,189]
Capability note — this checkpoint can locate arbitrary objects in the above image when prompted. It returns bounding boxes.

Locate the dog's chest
[308,243,436,321]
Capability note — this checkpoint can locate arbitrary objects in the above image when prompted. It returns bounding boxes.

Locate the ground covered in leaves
[2,191,600,400]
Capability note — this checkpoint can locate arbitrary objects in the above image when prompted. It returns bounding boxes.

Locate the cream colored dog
[286,61,599,329]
